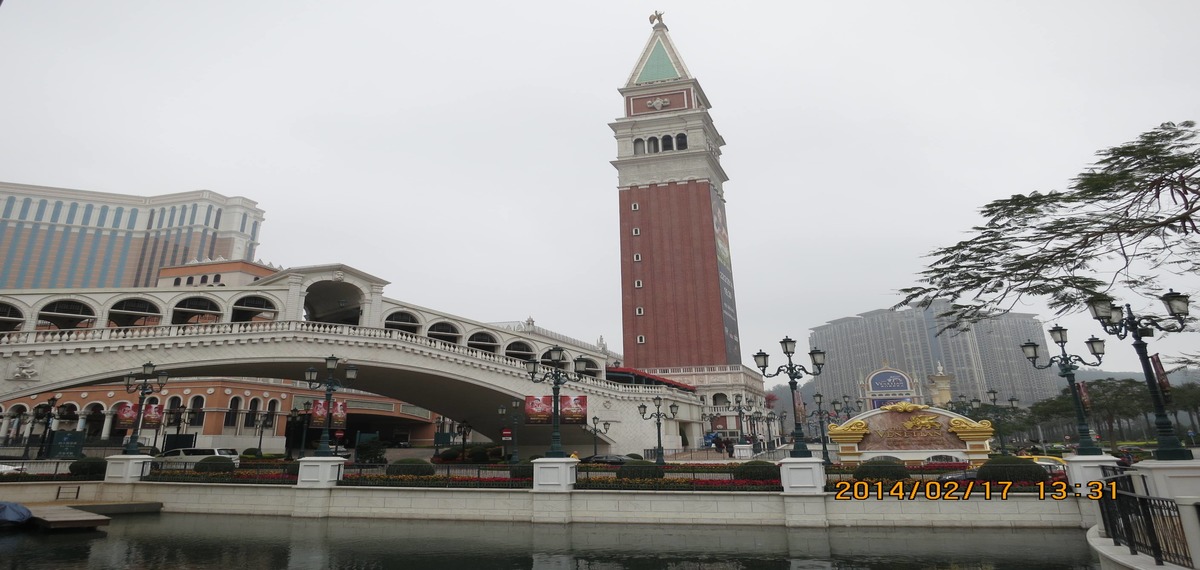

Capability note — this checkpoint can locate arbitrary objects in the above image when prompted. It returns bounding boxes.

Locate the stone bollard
[779,456,829,528]
[295,456,346,488]
[104,454,154,483]
[531,457,578,524]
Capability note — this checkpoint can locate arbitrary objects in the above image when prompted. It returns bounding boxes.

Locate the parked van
[153,448,240,469]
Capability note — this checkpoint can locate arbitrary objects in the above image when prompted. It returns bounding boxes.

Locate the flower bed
[575,477,782,492]
[0,473,103,483]
[339,474,533,489]
[143,470,298,485]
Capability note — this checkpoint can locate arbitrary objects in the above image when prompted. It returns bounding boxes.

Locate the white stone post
[531,457,577,524]
[105,454,154,483]
[295,456,346,489]
[531,457,577,493]
[1064,454,1120,528]
[779,457,827,495]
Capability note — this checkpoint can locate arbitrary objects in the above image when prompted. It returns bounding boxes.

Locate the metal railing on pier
[1097,465,1193,567]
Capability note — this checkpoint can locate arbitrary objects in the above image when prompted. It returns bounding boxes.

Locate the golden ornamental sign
[878,402,930,413]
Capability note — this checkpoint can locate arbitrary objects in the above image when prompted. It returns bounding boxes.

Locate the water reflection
[0,513,1098,569]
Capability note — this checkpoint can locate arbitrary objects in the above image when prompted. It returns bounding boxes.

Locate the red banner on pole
[115,404,138,430]
[561,395,586,425]
[311,399,328,428]
[524,396,587,424]
[142,404,164,429]
[331,400,347,429]
[1151,353,1173,405]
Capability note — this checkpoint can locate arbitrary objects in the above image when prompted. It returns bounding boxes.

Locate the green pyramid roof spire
[635,39,680,83]
[625,14,693,88]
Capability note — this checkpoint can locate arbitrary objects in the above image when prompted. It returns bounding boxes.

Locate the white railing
[0,322,707,399]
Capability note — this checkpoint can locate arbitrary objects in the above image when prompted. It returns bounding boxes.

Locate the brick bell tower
[610,15,746,373]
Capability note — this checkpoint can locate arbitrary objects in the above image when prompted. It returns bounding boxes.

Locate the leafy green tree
[1085,378,1150,449]
[896,121,1200,333]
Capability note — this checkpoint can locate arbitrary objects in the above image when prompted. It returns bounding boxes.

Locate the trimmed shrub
[616,459,664,479]
[466,445,491,464]
[509,464,534,479]
[387,458,436,476]
[976,456,1049,483]
[242,448,261,457]
[193,456,236,473]
[733,460,779,481]
[625,453,644,460]
[355,440,387,464]
[69,456,107,476]
[439,448,462,461]
[852,459,910,482]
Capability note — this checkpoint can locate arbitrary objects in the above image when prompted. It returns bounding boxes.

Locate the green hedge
[69,456,107,476]
[976,456,1049,483]
[193,456,236,473]
[386,458,436,476]
[509,464,534,479]
[733,460,779,481]
[852,460,910,482]
[616,460,664,479]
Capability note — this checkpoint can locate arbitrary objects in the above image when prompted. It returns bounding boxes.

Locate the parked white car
[152,448,240,469]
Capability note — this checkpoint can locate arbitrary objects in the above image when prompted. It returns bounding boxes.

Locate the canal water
[0,513,1098,569]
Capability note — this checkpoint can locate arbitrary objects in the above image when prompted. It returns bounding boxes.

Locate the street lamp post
[525,345,588,458]
[20,413,35,460]
[286,407,301,460]
[584,416,611,457]
[35,397,59,460]
[458,421,471,456]
[778,411,788,445]
[1022,328,1104,458]
[303,355,357,458]
[638,396,679,466]
[810,393,832,466]
[731,394,754,446]
[498,400,522,464]
[255,411,267,458]
[123,362,170,455]
[753,336,827,458]
[764,411,776,450]
[298,401,312,458]
[986,389,1010,455]
[1087,290,1193,461]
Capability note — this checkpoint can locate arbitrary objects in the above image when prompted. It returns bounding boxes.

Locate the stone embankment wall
[0,481,1086,528]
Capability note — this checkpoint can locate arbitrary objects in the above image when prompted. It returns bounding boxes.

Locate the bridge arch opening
[108,298,163,327]
[231,295,277,323]
[505,341,535,362]
[304,281,362,325]
[384,311,420,334]
[171,297,222,324]
[427,322,461,345]
[0,302,23,332]
[38,300,97,329]
[466,331,499,353]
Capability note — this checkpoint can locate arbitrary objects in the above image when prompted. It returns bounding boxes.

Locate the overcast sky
[1,1,1197,387]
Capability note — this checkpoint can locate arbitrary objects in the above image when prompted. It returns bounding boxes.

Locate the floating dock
[27,505,112,530]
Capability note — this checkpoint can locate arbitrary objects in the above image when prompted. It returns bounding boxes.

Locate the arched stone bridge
[0,263,702,454]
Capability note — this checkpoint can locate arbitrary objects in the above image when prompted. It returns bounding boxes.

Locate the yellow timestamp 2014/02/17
[829,479,1119,501]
